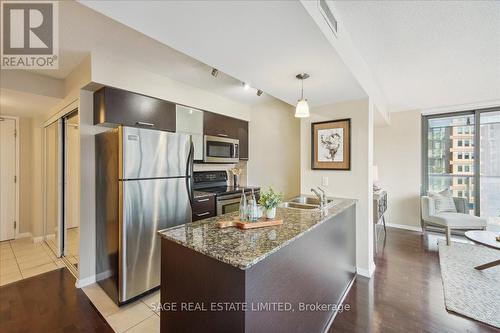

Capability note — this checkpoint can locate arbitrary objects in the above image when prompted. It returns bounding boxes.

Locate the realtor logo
[1,1,58,69]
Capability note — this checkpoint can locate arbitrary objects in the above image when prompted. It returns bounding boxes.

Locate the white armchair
[421,196,487,245]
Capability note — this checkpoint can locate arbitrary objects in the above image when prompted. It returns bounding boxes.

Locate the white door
[0,118,17,241]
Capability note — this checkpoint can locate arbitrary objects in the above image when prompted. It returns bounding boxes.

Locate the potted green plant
[258,187,284,219]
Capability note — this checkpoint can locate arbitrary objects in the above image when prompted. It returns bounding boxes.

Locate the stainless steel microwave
[204,135,239,163]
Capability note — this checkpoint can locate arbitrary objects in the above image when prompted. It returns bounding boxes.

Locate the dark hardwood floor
[330,227,500,333]
[0,268,113,333]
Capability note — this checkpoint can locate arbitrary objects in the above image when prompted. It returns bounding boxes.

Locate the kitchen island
[158,198,356,333]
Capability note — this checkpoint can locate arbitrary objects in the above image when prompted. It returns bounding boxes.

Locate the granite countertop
[193,190,216,199]
[159,197,356,270]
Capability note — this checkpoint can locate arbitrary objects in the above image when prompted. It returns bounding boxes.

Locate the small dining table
[464,230,500,270]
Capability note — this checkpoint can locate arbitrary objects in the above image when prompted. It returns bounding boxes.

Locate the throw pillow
[428,189,457,214]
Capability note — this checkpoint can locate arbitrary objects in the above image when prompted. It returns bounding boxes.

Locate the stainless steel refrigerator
[96,126,193,304]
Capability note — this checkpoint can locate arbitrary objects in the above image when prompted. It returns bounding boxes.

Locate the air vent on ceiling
[318,0,338,38]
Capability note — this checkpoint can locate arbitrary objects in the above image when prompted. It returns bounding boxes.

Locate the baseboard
[32,236,44,243]
[16,232,32,239]
[322,275,356,333]
[76,275,96,289]
[385,222,422,232]
[357,263,376,278]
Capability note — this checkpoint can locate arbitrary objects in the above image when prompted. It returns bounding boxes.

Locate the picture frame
[311,118,351,170]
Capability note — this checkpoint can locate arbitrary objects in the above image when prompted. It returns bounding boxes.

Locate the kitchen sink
[280,196,337,211]
[288,196,334,206]
[280,202,319,210]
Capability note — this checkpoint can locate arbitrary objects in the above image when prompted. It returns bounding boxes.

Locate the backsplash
[193,161,248,186]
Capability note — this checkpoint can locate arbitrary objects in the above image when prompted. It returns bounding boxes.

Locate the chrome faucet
[317,187,327,206]
[311,187,327,208]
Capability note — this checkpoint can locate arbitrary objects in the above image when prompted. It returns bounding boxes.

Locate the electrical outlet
[322,176,329,186]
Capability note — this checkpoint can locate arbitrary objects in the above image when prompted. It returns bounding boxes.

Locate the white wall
[247,100,301,199]
[70,53,301,285]
[374,110,422,230]
[91,51,251,121]
[30,116,45,238]
[17,117,32,235]
[300,99,375,276]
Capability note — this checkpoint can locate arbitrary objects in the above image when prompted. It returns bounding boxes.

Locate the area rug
[438,240,500,328]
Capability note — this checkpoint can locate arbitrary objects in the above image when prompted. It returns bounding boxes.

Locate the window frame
[421,106,500,217]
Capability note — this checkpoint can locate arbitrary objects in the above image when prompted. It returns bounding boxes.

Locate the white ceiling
[0,88,61,118]
[28,0,286,106]
[333,0,500,112]
[79,0,366,107]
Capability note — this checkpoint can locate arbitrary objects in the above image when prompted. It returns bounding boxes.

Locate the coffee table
[464,230,500,270]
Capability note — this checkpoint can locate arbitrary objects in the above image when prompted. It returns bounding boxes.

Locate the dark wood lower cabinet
[192,196,216,221]
[160,206,356,332]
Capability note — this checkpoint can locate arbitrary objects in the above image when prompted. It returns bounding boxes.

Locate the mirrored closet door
[43,110,80,276]
[44,120,62,256]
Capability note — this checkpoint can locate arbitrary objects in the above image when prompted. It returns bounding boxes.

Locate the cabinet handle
[217,133,229,137]
[195,212,210,217]
[136,122,154,127]
[196,198,210,202]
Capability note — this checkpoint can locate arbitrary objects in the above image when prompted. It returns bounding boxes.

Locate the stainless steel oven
[204,135,239,163]
[217,190,260,216]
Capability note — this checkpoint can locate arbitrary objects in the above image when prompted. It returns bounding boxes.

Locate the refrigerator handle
[186,141,194,206]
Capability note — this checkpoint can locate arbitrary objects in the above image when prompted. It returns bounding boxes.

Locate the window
[458,191,463,197]
[424,110,500,223]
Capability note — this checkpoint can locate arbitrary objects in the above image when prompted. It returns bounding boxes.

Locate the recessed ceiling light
[243,82,250,90]
[211,68,219,77]
[256,90,263,96]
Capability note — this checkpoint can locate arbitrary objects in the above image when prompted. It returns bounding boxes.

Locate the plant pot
[265,207,277,219]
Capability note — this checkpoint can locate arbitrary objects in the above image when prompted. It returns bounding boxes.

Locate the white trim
[357,264,376,278]
[32,235,44,243]
[44,99,79,127]
[0,116,20,241]
[421,99,500,115]
[75,275,96,289]
[322,276,356,333]
[16,232,32,239]
[386,222,423,232]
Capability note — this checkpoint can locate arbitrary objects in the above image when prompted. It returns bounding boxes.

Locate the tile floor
[0,238,65,286]
[83,283,160,333]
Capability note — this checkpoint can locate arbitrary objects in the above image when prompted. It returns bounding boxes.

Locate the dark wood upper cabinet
[203,111,239,138]
[94,87,176,132]
[203,111,249,160]
[237,119,248,160]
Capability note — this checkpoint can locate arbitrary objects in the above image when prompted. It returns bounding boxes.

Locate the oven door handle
[217,197,241,204]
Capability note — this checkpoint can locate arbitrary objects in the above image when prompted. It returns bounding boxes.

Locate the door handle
[217,133,229,137]
[136,122,154,127]
[196,198,210,202]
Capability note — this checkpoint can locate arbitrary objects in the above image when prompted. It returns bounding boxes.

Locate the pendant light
[295,73,310,118]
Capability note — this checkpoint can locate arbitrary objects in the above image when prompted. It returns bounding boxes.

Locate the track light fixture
[256,90,263,96]
[211,68,219,77]
[242,82,250,90]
